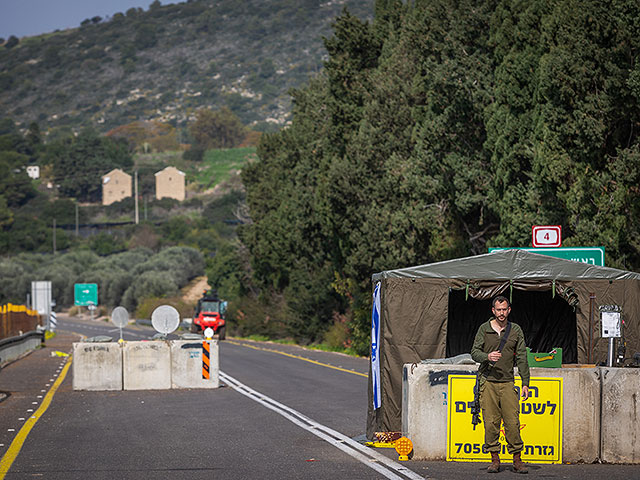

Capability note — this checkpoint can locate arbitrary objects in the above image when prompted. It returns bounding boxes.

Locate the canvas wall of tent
[367,248,640,438]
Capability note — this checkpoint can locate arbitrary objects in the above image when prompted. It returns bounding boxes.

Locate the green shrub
[322,315,350,351]
[161,216,192,243]
[95,248,153,272]
[121,270,178,312]
[226,295,286,339]
[90,232,126,256]
[206,242,245,301]
[50,250,99,275]
[135,296,192,320]
[0,257,32,303]
[35,263,75,306]
[183,145,204,162]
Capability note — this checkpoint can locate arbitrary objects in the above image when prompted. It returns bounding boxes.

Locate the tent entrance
[446,288,577,363]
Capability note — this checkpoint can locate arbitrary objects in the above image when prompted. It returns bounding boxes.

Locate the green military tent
[367,248,640,437]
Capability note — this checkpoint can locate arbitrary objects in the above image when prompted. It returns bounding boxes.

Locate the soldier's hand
[521,385,530,400]
[488,351,502,362]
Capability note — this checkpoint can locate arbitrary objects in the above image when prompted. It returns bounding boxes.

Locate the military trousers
[479,380,524,454]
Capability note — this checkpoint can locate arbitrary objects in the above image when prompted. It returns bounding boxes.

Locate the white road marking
[220,371,424,480]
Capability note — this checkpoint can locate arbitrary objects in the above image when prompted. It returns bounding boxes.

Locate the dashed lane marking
[0,357,72,479]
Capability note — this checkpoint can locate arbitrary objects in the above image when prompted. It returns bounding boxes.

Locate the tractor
[191,289,226,340]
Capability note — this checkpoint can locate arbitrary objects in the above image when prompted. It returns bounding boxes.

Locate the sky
[0,0,175,39]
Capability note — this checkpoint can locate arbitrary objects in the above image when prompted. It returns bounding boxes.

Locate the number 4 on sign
[532,226,561,248]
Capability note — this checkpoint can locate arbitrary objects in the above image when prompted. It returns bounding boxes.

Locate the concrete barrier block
[404,364,477,460]
[170,340,219,389]
[404,364,601,463]
[123,341,171,390]
[601,367,640,463]
[529,367,600,463]
[72,342,122,391]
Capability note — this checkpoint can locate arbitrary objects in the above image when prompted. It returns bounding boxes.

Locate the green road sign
[488,247,605,266]
[74,283,98,306]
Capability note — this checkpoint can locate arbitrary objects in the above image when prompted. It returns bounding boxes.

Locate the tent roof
[372,249,640,282]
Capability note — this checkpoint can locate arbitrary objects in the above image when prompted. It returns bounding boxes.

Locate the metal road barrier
[0,330,45,367]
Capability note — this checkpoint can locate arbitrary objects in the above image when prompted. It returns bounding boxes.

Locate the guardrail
[0,330,45,367]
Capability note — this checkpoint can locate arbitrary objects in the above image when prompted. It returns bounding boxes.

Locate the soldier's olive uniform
[471,319,530,454]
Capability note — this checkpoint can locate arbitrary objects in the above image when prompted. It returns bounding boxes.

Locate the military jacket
[470,318,530,387]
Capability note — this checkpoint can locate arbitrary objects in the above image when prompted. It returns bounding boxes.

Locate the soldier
[471,296,530,474]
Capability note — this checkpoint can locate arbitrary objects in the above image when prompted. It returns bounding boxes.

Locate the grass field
[133,147,257,192]
[195,147,257,189]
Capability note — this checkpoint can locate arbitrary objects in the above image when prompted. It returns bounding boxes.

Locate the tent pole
[589,293,596,364]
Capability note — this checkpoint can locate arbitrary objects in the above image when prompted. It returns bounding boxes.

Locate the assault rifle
[471,373,482,430]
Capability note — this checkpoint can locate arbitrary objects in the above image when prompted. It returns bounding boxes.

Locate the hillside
[0,0,372,134]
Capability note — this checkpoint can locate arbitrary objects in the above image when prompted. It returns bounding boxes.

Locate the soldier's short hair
[492,295,510,307]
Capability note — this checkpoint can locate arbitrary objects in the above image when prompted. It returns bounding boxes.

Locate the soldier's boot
[487,452,500,473]
[513,452,529,474]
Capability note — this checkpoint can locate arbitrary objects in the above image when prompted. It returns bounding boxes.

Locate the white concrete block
[170,339,219,389]
[601,367,640,463]
[72,342,122,391]
[123,341,171,390]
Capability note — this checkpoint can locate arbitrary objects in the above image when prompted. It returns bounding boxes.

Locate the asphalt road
[1,316,638,479]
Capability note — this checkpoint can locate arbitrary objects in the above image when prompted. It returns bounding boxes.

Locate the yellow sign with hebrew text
[447,375,563,464]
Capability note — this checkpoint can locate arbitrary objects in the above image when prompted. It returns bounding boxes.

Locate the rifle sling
[480,321,512,378]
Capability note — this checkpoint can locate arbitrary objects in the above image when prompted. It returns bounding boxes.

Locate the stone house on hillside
[26,165,40,179]
[102,168,132,205]
[155,166,185,201]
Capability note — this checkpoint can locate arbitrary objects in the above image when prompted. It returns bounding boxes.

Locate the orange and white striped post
[202,340,210,380]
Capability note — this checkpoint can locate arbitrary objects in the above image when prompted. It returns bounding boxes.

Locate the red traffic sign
[532,226,561,248]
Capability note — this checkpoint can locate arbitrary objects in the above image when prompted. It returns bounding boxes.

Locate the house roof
[154,166,185,177]
[372,248,640,282]
[101,168,131,182]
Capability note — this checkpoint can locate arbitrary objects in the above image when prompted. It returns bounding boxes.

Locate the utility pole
[75,201,79,237]
[52,218,56,254]
[134,170,139,224]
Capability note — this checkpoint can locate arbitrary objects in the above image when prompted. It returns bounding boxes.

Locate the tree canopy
[239,0,640,351]
[189,107,247,150]
[46,129,133,202]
